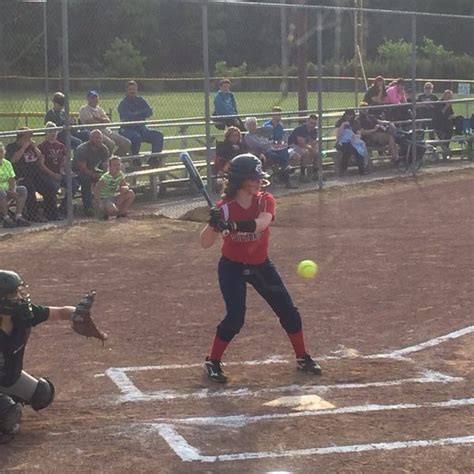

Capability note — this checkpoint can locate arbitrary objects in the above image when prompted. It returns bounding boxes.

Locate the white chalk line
[106,369,461,404]
[152,422,474,463]
[154,397,474,428]
[98,324,474,375]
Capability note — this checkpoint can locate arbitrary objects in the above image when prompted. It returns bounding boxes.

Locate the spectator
[263,106,285,142]
[287,114,320,182]
[358,104,398,162]
[79,90,131,156]
[215,126,247,174]
[38,122,80,218]
[243,117,297,189]
[416,82,438,140]
[44,92,90,149]
[364,76,387,117]
[335,110,368,176]
[5,128,58,222]
[0,142,30,228]
[213,78,246,131]
[385,78,407,122]
[94,156,135,219]
[74,129,110,217]
[117,80,164,159]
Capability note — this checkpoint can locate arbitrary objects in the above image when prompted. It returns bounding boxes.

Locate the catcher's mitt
[71,290,107,342]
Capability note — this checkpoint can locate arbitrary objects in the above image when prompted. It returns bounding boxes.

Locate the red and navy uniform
[210,191,306,359]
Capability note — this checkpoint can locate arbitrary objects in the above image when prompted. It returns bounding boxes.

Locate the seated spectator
[118,80,164,159]
[363,76,387,117]
[94,156,134,220]
[417,82,438,140]
[263,106,285,142]
[44,92,90,149]
[73,129,110,217]
[432,90,465,156]
[39,122,80,217]
[0,142,30,228]
[213,78,246,132]
[5,128,58,222]
[243,117,296,188]
[79,90,131,156]
[335,110,368,176]
[385,78,407,122]
[287,114,320,182]
[358,104,398,161]
[215,126,247,174]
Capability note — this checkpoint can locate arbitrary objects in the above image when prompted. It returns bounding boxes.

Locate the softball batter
[201,154,321,383]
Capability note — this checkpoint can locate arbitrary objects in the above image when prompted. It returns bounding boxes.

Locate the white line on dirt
[106,369,461,403]
[148,422,474,463]
[155,397,474,427]
[98,324,474,376]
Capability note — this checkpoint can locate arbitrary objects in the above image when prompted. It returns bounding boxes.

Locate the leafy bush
[214,61,248,78]
[103,38,146,78]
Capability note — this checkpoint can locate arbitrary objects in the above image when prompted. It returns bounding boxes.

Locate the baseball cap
[87,90,99,97]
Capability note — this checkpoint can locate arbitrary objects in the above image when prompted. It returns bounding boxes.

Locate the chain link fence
[0,0,473,227]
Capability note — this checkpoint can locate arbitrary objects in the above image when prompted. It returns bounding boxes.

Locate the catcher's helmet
[228,154,269,181]
[0,270,23,298]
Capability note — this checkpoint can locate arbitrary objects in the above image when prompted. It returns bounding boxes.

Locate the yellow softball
[297,260,318,279]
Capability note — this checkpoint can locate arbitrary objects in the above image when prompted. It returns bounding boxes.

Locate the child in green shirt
[94,156,134,219]
[0,142,30,228]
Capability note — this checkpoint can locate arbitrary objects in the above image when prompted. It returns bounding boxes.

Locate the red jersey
[38,140,66,174]
[218,191,275,265]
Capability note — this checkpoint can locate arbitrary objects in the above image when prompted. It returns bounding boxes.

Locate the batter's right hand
[208,207,221,228]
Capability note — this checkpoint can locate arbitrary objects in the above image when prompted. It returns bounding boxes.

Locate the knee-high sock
[209,335,230,361]
[287,330,307,358]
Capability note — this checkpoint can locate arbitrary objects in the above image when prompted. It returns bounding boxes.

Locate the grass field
[1,91,472,132]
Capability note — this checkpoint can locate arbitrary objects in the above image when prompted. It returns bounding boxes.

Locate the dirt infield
[0,170,473,473]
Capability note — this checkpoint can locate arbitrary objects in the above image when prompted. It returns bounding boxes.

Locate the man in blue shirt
[118,81,164,157]
[213,79,246,131]
[263,106,285,142]
[288,114,320,182]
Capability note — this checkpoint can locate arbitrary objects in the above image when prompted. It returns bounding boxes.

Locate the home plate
[264,395,335,411]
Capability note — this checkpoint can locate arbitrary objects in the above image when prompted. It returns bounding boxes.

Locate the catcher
[0,269,106,443]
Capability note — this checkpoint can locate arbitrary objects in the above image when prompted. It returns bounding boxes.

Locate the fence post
[61,0,73,225]
[410,14,417,176]
[43,0,49,114]
[317,8,324,189]
[202,0,213,196]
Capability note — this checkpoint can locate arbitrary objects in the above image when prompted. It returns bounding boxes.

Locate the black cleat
[0,402,22,439]
[296,354,322,375]
[205,357,228,383]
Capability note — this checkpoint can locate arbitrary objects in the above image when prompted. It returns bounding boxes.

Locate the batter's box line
[98,324,474,403]
[143,397,474,462]
[105,369,461,403]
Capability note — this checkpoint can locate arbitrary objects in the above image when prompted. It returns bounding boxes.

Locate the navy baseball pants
[216,257,302,342]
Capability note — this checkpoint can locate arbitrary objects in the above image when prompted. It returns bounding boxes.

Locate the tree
[103,38,146,77]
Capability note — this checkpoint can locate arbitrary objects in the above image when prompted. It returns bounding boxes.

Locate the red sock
[287,330,307,358]
[209,335,230,361]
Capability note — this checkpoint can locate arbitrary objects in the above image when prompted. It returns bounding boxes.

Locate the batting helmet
[0,271,23,298]
[228,154,269,181]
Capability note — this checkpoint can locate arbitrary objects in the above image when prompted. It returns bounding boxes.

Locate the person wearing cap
[79,91,131,156]
[5,128,58,222]
[417,82,438,140]
[213,79,246,131]
[44,92,90,149]
[117,81,164,157]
